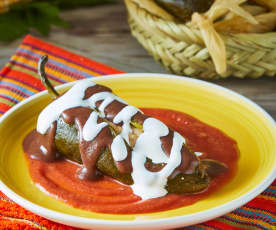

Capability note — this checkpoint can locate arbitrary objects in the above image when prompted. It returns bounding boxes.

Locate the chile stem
[38,55,59,99]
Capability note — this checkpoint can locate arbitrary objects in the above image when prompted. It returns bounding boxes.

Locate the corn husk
[126,0,276,78]
[191,0,264,75]
[251,0,276,10]
[215,12,276,33]
[223,5,267,20]
[192,13,226,75]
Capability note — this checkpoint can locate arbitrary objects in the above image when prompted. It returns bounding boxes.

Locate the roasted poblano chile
[38,55,227,194]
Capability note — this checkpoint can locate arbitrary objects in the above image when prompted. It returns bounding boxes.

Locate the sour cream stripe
[37,79,95,134]
[83,112,108,141]
[111,135,128,161]
[37,80,126,134]
[113,105,139,144]
[130,119,184,200]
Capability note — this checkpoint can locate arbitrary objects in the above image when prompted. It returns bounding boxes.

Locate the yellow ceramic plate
[0,74,275,229]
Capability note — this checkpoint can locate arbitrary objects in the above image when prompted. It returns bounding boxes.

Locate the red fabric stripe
[262,191,276,197]
[23,35,124,75]
[15,51,84,80]
[9,60,66,84]
[0,102,11,113]
[4,68,44,91]
[245,197,276,213]
[0,191,9,199]
[0,64,10,77]
[45,59,85,80]
[3,67,44,91]
[203,219,243,230]
[0,85,30,98]
[0,95,18,104]
[0,218,38,230]
[223,216,269,230]
[0,199,80,229]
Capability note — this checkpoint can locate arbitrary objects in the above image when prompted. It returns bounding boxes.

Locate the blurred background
[0,0,275,118]
[0,0,161,72]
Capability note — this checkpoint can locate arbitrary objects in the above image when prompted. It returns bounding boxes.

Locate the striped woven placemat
[0,35,275,230]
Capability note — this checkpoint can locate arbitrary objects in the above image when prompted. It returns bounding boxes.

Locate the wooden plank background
[0,1,275,119]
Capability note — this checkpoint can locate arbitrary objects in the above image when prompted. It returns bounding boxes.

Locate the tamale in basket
[125,0,276,79]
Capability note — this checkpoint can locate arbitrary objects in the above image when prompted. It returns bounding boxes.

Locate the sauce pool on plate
[24,108,239,214]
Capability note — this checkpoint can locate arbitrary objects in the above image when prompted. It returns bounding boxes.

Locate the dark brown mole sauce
[23,85,197,181]
[23,122,58,162]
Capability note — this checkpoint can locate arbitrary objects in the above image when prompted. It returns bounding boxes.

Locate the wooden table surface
[0,1,275,120]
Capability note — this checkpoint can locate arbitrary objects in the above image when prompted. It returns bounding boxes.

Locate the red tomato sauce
[25,108,239,214]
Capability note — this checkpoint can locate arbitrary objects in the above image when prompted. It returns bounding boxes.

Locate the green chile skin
[54,117,209,194]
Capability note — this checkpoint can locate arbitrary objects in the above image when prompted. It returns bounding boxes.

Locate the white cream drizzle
[37,79,95,134]
[130,122,184,200]
[83,112,107,141]
[87,92,127,117]
[37,80,126,134]
[111,135,128,161]
[113,105,139,144]
[40,145,47,155]
[37,79,191,200]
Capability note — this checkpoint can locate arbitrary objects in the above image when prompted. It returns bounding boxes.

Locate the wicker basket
[125,0,276,79]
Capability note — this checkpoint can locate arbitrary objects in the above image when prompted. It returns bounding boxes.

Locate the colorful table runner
[0,35,275,230]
